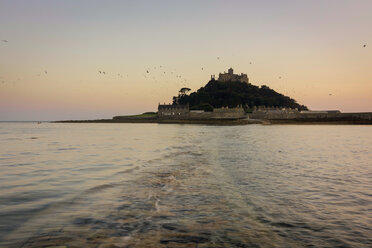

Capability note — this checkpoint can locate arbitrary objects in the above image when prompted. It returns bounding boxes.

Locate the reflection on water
[0,123,371,247]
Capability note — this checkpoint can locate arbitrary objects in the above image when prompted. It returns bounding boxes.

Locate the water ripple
[0,123,371,247]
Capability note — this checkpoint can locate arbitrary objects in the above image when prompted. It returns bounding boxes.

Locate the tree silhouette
[172,80,307,111]
[179,87,191,96]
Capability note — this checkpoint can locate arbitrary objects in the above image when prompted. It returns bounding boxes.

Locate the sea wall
[249,109,300,119]
[249,111,372,124]
[189,107,245,119]
[295,112,372,122]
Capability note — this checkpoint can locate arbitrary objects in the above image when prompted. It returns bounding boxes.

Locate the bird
[329,93,332,96]
[1,40,8,43]
[201,67,204,70]
[217,57,220,60]
[363,44,366,47]
[44,70,47,74]
[279,76,282,79]
[99,71,102,74]
[146,70,149,73]
[103,72,106,75]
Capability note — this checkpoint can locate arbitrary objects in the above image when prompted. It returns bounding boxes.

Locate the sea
[0,122,371,247]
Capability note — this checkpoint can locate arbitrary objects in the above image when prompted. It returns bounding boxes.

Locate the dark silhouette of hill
[173,79,308,111]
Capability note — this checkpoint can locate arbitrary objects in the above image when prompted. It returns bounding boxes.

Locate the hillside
[174,79,308,111]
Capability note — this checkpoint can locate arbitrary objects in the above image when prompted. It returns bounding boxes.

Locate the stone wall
[248,107,372,122]
[297,112,372,120]
[189,106,246,119]
[249,106,300,119]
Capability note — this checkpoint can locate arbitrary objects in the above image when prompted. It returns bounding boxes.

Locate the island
[55,68,372,125]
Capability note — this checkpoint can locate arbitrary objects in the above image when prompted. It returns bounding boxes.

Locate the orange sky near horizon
[0,0,371,120]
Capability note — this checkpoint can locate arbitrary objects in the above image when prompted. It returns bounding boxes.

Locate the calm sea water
[0,122,371,247]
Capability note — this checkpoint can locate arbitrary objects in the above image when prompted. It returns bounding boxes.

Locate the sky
[0,0,371,121]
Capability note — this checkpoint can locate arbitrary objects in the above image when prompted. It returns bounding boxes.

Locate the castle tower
[217,68,249,83]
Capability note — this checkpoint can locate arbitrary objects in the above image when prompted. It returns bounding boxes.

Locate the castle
[213,68,249,83]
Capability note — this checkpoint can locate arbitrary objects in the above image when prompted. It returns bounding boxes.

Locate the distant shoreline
[53,118,372,125]
[53,118,262,125]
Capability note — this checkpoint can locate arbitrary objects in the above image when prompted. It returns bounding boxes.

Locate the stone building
[158,104,246,120]
[158,104,189,119]
[217,68,249,83]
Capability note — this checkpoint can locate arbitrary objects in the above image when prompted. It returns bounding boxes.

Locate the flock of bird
[0,39,369,98]
[95,62,204,87]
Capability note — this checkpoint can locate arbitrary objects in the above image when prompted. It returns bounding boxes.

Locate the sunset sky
[0,0,371,121]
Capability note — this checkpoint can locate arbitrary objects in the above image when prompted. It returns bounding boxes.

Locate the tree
[179,87,191,97]
[173,80,308,110]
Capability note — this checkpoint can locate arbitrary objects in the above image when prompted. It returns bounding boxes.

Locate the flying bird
[1,40,8,43]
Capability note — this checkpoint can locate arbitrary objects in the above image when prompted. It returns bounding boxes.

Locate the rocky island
[56,68,372,125]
